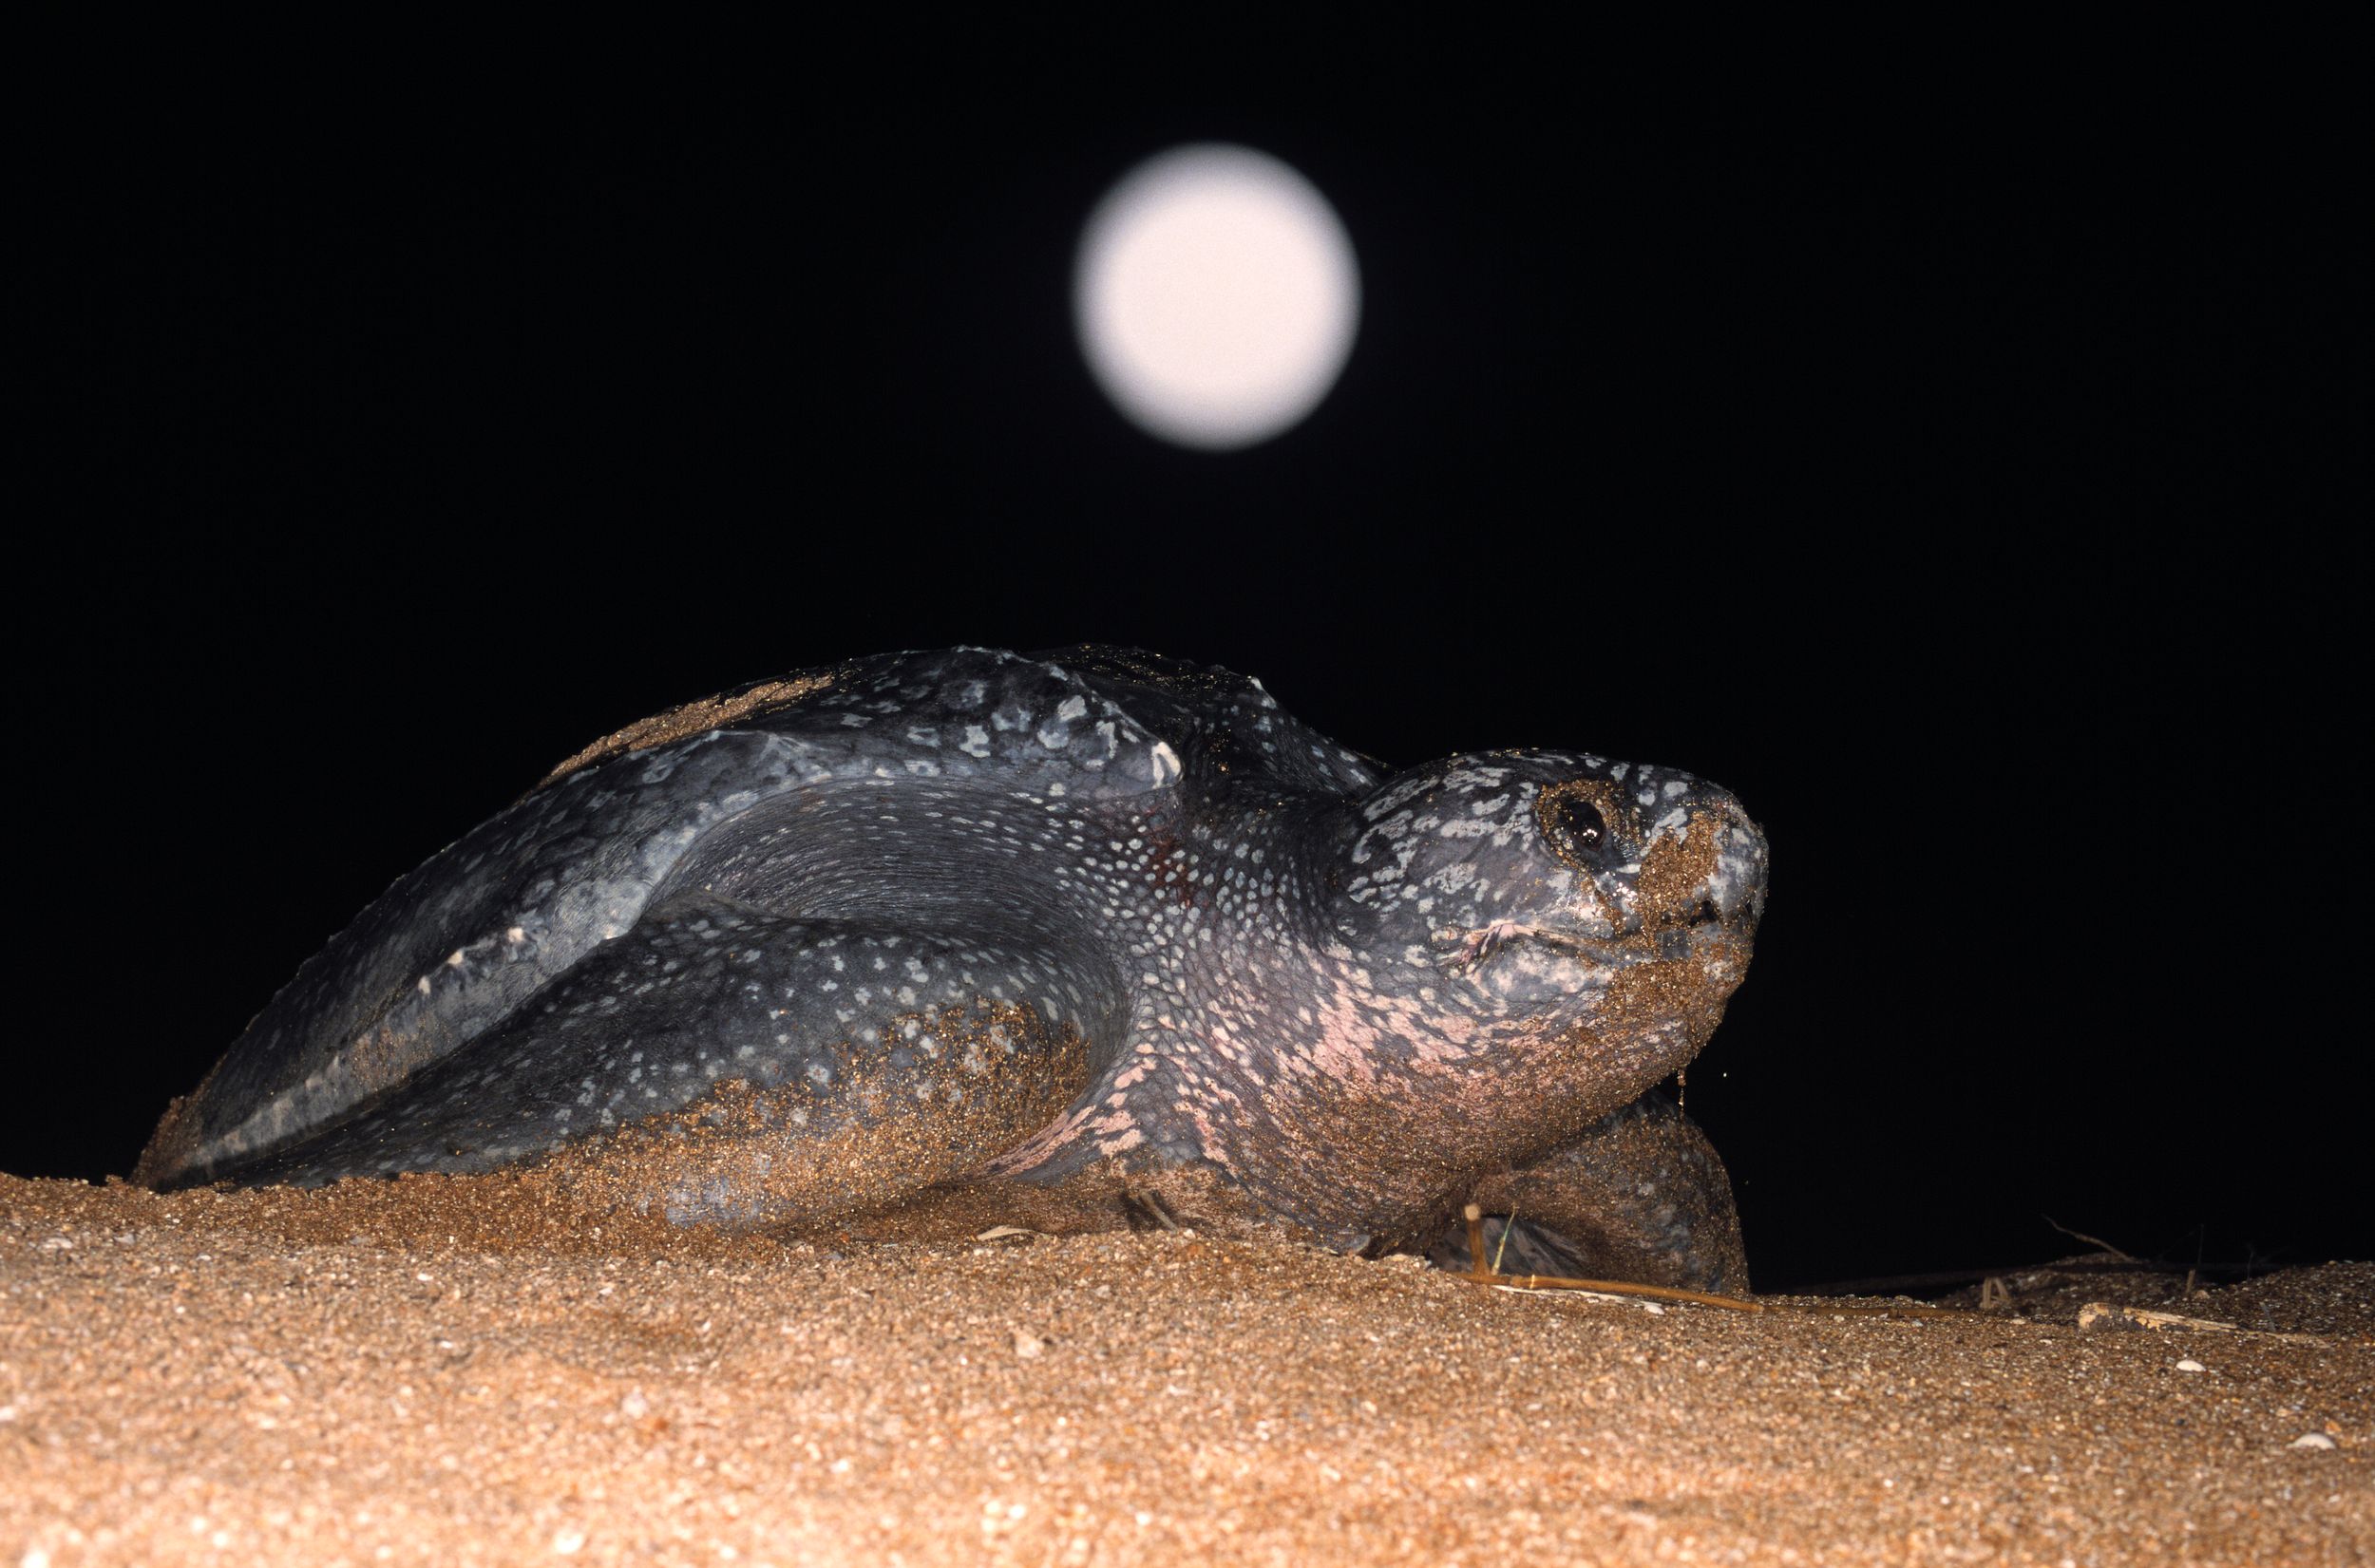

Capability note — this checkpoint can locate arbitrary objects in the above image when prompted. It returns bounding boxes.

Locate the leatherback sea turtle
[138,647,1769,1289]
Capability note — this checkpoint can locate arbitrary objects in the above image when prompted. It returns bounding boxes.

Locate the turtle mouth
[1445,898,1738,974]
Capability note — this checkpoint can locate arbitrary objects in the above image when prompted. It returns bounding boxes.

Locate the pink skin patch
[1306,988,1383,1083]
[1184,1099,1227,1164]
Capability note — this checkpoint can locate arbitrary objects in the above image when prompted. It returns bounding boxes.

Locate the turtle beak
[1632,787,1768,940]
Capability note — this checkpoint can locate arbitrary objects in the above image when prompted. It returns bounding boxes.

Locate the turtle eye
[1539,791,1609,864]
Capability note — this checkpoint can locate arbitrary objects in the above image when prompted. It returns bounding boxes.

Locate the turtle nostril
[1691,897,1720,926]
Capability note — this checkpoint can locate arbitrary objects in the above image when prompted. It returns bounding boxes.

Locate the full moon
[1074,144,1360,450]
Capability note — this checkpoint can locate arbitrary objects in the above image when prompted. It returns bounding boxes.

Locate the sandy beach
[2,1173,2366,1566]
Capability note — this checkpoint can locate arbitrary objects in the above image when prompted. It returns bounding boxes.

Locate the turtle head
[1331,749,1769,1107]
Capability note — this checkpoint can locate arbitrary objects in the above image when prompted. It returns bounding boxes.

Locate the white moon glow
[1075,144,1360,450]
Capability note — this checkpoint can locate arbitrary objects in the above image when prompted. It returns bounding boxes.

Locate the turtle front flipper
[197,892,1125,1228]
[1430,1090,1750,1294]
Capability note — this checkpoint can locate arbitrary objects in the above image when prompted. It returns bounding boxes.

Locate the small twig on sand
[1463,1274,1765,1312]
[1452,1272,1970,1319]
[2042,1216,2138,1262]
[1450,1200,1966,1319]
[1123,1187,1181,1232]
[2076,1301,2339,1346]
[1491,1208,1516,1275]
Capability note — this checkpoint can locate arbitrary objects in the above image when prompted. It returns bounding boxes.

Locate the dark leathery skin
[138,645,1770,1286]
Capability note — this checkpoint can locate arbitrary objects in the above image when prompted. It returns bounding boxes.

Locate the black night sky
[41,41,2353,1290]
